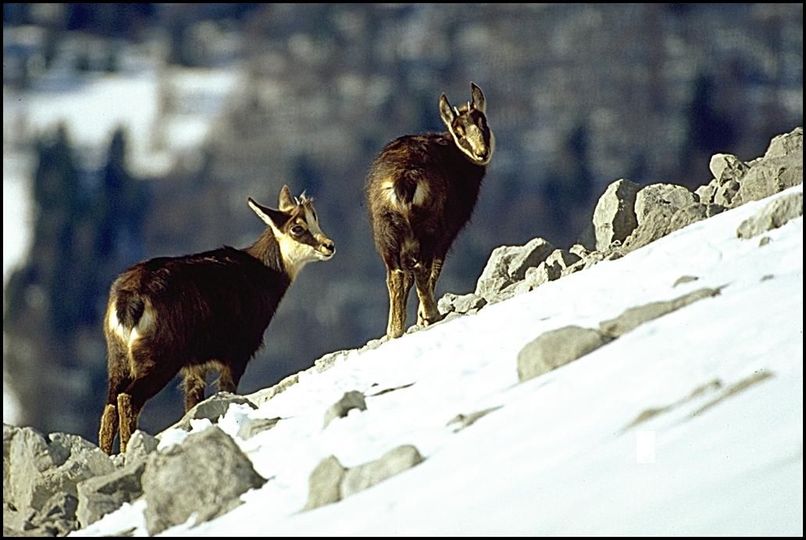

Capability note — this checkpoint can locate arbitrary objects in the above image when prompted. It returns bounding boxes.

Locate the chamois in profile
[99,185,334,454]
[366,82,494,338]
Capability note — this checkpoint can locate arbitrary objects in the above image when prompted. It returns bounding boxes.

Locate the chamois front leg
[386,267,412,338]
[181,366,207,412]
[414,262,441,327]
[98,404,119,455]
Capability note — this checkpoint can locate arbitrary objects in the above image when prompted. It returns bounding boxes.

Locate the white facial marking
[272,204,330,280]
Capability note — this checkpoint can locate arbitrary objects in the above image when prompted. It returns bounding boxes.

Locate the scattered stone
[673,275,699,287]
[517,326,610,382]
[237,417,281,440]
[303,455,347,510]
[600,287,722,338]
[447,406,502,432]
[123,430,158,467]
[709,153,749,184]
[6,427,115,520]
[763,127,802,160]
[736,191,803,239]
[758,236,771,247]
[29,492,79,536]
[340,445,423,499]
[714,178,742,208]
[367,382,415,397]
[622,183,698,253]
[668,203,725,233]
[170,393,258,432]
[76,461,146,528]
[695,182,717,205]
[475,238,555,300]
[592,178,640,251]
[569,244,590,258]
[438,292,487,315]
[324,391,367,428]
[142,426,266,535]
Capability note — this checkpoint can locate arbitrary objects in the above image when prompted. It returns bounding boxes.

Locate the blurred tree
[4,125,149,439]
[682,73,738,186]
[540,122,595,246]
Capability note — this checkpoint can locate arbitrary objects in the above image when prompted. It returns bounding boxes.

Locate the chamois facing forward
[366,82,494,338]
[99,185,334,454]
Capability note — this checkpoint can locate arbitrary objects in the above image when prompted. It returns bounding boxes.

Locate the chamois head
[439,82,495,166]
[248,185,335,279]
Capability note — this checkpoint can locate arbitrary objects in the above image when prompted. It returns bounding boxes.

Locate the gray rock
[763,127,802,160]
[170,392,258,432]
[600,287,722,338]
[76,460,146,528]
[737,191,803,239]
[569,244,590,258]
[28,492,79,536]
[475,238,555,300]
[142,426,266,535]
[499,248,582,300]
[324,391,367,428]
[668,202,725,233]
[237,417,281,440]
[709,153,749,183]
[123,430,158,467]
[737,158,802,205]
[592,179,640,251]
[634,183,697,226]
[303,455,347,510]
[517,326,610,382]
[6,426,114,518]
[695,182,717,205]
[714,178,742,208]
[446,406,502,432]
[673,275,699,287]
[340,445,423,499]
[438,292,487,315]
[622,183,697,252]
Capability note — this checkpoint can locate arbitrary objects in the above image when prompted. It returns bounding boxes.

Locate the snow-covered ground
[72,184,803,536]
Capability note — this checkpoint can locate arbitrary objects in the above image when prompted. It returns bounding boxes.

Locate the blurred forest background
[3,3,803,441]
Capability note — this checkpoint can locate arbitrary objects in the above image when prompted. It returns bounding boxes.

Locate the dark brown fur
[366,83,494,338]
[99,187,333,454]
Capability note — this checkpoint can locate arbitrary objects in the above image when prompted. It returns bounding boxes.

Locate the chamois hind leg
[217,361,247,394]
[99,341,131,455]
[386,266,413,338]
[181,365,207,412]
[414,261,441,327]
[118,350,180,453]
[429,257,444,294]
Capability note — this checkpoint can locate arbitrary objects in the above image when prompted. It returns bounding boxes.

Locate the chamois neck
[439,131,488,172]
[245,228,286,275]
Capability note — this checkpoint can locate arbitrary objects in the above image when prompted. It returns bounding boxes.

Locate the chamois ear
[278,184,297,213]
[439,94,456,128]
[470,82,486,114]
[248,197,289,230]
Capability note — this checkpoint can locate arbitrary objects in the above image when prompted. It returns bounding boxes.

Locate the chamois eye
[290,225,306,236]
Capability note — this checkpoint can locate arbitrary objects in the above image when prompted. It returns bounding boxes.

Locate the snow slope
[73,185,803,536]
